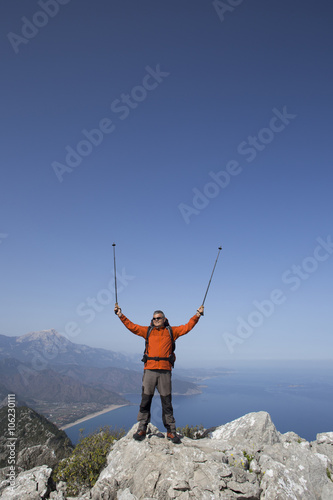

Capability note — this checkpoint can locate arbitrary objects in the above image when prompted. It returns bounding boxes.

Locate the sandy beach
[60,404,129,430]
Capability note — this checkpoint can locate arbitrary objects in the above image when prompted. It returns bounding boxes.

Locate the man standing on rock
[114,305,204,443]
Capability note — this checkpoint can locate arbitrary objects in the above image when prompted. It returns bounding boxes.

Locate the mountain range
[0,405,73,470]
[0,330,200,427]
[0,329,138,369]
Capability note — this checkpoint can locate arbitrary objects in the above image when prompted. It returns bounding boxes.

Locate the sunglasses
[153,317,163,321]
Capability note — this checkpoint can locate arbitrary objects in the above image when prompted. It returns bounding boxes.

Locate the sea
[64,361,333,445]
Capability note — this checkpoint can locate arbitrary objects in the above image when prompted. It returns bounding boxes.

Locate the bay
[65,362,333,445]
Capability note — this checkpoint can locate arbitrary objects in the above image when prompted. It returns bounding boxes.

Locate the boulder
[88,411,333,500]
[311,432,333,466]
[258,444,333,499]
[1,411,332,499]
[0,465,52,499]
[90,423,262,499]
[211,411,280,451]
[316,432,333,446]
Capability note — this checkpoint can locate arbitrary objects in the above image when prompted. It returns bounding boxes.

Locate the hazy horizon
[2,328,333,369]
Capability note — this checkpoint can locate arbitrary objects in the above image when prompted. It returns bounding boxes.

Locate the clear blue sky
[1,0,332,366]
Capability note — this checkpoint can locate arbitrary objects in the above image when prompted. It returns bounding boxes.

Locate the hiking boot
[133,429,146,441]
[167,432,181,444]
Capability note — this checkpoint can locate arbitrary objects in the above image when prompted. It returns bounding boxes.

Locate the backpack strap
[141,325,176,367]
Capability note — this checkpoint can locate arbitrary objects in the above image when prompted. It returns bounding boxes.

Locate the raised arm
[114,304,147,338]
[172,305,204,340]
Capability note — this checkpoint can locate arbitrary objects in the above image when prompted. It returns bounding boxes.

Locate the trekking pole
[201,246,222,315]
[112,243,118,313]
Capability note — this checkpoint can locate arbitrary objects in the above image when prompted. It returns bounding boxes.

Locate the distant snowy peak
[0,330,139,369]
[16,329,72,346]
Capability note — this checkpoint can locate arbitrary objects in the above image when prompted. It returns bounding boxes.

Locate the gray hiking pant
[137,369,176,433]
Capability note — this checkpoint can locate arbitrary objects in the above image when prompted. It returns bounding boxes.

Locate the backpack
[141,319,176,367]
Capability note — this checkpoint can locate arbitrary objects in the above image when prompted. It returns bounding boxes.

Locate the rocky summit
[1,411,333,499]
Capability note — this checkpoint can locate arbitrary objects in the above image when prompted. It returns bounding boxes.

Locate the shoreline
[60,404,129,430]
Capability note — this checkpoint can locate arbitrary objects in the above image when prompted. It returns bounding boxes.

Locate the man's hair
[153,310,165,317]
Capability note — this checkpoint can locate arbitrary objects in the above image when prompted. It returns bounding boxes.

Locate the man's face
[152,313,165,329]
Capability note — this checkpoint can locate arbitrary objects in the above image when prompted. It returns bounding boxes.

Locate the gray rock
[225,451,249,469]
[259,453,309,499]
[90,477,118,500]
[227,479,261,497]
[17,444,57,470]
[90,422,261,500]
[1,411,332,499]
[49,491,65,500]
[259,438,333,500]
[311,432,333,470]
[117,488,138,499]
[211,411,280,451]
[49,481,67,499]
[317,432,333,445]
[0,465,52,499]
[88,412,333,500]
[249,458,260,475]
[281,431,306,443]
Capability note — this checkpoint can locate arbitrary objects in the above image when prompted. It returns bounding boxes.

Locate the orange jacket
[120,314,200,370]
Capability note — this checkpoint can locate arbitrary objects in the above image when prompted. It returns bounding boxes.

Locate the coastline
[60,404,129,430]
